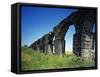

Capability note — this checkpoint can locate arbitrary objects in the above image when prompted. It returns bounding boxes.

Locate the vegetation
[21,47,95,71]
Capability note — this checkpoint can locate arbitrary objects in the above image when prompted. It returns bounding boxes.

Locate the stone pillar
[47,45,52,54]
[92,33,95,50]
[73,33,94,61]
[44,44,53,54]
[36,45,40,52]
[53,37,55,54]
[54,39,65,55]
[35,40,41,52]
[44,44,48,53]
[81,34,94,61]
[91,33,95,60]
[73,33,81,56]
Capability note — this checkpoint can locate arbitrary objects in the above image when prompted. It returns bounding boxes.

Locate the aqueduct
[29,9,96,60]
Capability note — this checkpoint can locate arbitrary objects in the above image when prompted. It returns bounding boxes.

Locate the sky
[21,6,95,51]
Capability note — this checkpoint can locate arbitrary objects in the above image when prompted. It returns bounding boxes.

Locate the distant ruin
[29,9,96,60]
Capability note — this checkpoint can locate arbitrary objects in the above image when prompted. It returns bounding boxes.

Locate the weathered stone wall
[29,9,96,60]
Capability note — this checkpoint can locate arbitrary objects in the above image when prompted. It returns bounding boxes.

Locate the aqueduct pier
[29,9,96,60]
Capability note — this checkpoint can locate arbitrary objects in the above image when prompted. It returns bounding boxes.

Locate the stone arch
[53,9,96,60]
[30,9,96,60]
[65,24,76,53]
[53,22,78,55]
[53,11,78,55]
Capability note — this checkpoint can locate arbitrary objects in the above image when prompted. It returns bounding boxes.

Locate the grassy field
[21,47,95,71]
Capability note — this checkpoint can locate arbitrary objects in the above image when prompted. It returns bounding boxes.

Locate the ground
[21,47,95,71]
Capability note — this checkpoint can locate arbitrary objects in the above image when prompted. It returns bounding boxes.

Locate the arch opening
[64,24,76,54]
[91,23,96,51]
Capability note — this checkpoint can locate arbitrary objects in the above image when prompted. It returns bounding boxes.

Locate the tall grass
[21,47,95,71]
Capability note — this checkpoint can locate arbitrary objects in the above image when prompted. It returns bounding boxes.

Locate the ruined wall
[29,9,96,60]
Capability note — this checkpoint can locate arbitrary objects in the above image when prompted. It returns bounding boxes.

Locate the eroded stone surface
[29,9,96,60]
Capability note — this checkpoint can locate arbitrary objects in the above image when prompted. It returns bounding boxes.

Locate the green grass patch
[21,47,95,71]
